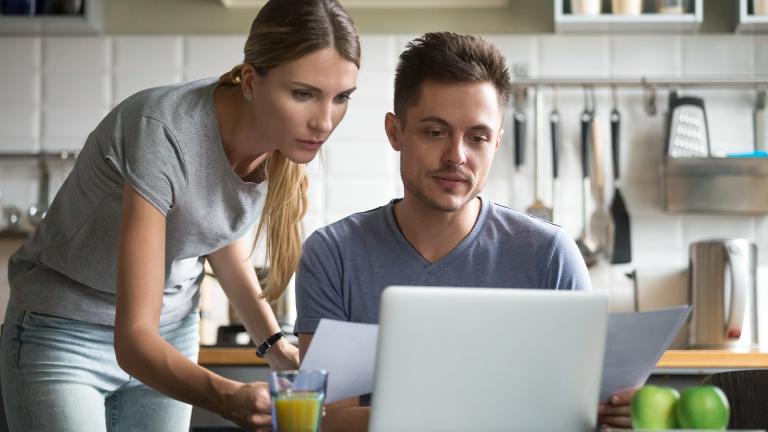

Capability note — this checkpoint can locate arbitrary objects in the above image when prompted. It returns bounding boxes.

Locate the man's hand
[598,387,638,428]
[222,382,272,431]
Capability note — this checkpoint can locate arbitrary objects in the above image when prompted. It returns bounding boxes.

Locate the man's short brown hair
[393,32,513,119]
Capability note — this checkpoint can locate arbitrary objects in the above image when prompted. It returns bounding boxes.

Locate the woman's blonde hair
[219,0,360,301]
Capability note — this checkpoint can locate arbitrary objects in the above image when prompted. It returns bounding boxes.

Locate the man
[294,32,633,431]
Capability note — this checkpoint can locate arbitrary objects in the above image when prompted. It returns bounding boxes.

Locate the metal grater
[666,94,710,158]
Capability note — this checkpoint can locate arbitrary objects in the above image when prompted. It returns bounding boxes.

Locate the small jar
[656,0,689,14]
[612,0,643,15]
[571,0,602,15]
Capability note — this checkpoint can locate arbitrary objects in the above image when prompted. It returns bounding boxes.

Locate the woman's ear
[240,63,257,102]
[385,112,402,151]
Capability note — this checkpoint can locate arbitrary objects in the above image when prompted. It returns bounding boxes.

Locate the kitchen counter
[198,347,768,369]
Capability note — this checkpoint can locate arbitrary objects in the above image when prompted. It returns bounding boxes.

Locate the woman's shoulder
[115,77,218,126]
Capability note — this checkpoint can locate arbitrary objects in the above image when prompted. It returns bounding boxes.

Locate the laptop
[368,286,609,432]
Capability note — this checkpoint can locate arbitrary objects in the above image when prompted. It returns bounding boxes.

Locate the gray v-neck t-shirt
[8,78,266,326]
[294,197,591,334]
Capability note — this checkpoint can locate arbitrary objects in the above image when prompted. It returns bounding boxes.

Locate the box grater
[665,92,710,158]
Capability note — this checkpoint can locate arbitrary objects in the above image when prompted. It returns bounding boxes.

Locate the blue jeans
[0,303,200,432]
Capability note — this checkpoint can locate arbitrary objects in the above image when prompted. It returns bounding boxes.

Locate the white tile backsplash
[41,105,107,151]
[682,214,757,247]
[0,38,41,105]
[43,71,111,106]
[682,35,754,77]
[537,36,610,77]
[183,36,246,81]
[0,33,766,318]
[610,35,682,78]
[113,36,183,73]
[0,105,40,152]
[43,37,111,72]
[756,36,768,76]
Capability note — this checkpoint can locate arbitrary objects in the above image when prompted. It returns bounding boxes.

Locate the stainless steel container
[688,239,758,349]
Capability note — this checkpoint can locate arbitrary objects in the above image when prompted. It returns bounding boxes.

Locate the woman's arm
[114,184,271,430]
[207,237,299,371]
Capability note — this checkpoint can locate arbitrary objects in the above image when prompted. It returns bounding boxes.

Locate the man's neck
[393,196,481,264]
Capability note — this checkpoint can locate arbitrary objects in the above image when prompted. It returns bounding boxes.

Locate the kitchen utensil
[550,90,561,224]
[755,88,767,152]
[609,101,632,264]
[589,117,611,256]
[576,88,600,267]
[665,91,710,158]
[688,239,758,349]
[525,88,552,222]
[513,87,527,171]
[27,157,50,227]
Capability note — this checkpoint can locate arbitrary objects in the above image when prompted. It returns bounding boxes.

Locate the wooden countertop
[198,347,768,369]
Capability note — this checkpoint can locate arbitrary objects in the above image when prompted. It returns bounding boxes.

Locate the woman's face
[246,47,359,164]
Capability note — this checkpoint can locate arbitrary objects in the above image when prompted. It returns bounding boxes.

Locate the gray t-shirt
[8,78,266,326]
[294,197,591,334]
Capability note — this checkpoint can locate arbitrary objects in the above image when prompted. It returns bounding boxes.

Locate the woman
[0,0,360,430]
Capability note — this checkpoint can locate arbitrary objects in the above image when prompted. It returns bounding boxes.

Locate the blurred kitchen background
[1,0,768,349]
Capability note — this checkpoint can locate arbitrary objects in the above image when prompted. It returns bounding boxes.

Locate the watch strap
[255,331,285,358]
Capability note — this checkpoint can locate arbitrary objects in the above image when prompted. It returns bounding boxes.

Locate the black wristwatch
[255,331,285,358]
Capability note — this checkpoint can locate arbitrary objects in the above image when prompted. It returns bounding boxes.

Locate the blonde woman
[0,0,359,430]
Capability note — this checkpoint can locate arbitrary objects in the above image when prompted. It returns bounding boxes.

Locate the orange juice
[273,391,323,432]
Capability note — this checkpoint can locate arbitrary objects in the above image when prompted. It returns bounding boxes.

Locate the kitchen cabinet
[554,0,703,33]
[0,0,102,34]
[736,0,768,33]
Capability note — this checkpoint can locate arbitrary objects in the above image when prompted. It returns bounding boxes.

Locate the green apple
[676,385,730,430]
[630,385,681,430]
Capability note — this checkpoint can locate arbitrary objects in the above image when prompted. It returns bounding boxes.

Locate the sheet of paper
[300,319,378,403]
[600,305,691,402]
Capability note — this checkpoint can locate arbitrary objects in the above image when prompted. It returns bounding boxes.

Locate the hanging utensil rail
[0,151,78,161]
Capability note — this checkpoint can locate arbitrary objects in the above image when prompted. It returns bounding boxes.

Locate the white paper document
[302,307,690,404]
[300,319,379,403]
[599,305,691,401]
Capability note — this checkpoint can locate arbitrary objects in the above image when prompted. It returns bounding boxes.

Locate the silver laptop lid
[369,286,609,432]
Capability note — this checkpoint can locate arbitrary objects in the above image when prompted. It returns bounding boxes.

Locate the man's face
[386,80,503,212]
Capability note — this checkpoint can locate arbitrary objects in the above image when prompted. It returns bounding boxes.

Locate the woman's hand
[223,381,273,431]
[264,339,300,371]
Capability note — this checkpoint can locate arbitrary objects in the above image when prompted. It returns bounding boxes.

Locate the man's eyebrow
[418,116,450,126]
[419,116,493,132]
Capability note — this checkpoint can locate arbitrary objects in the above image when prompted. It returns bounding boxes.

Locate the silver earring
[244,93,252,102]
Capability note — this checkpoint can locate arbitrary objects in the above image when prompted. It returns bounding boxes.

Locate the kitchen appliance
[688,239,758,349]
[665,92,710,158]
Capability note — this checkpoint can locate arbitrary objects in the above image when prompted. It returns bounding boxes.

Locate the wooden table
[199,347,768,369]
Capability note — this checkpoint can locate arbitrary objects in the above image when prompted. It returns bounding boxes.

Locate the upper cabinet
[0,0,102,34]
[220,0,507,7]
[736,0,768,33]
[555,0,703,33]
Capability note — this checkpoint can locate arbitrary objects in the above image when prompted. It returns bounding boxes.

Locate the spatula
[610,106,632,263]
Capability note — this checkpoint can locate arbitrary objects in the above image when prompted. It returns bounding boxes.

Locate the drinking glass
[269,370,328,432]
